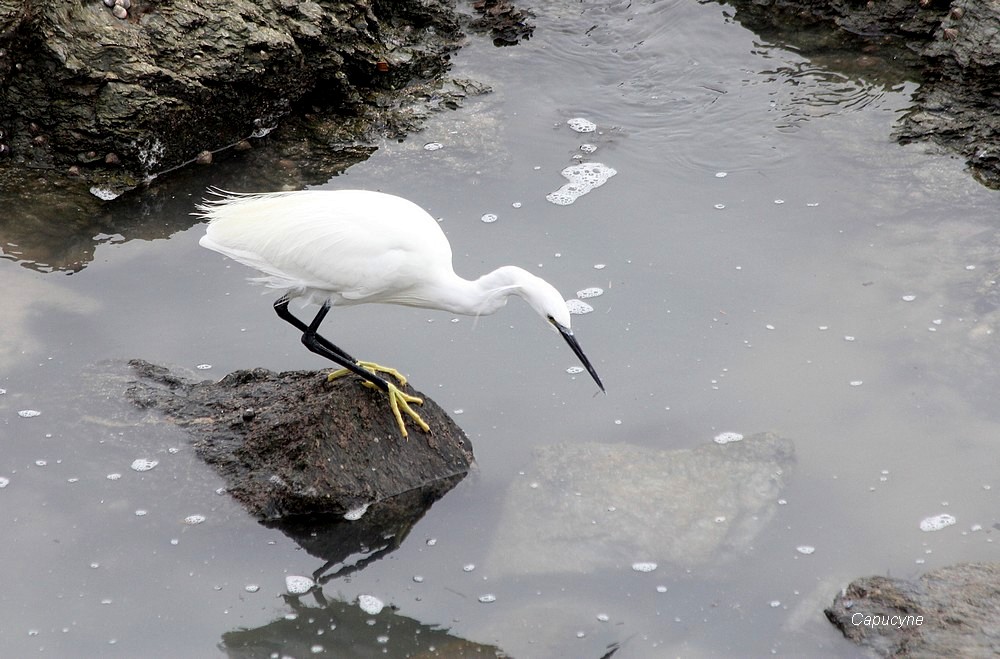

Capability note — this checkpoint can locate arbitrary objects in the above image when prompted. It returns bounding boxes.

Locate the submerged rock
[124,359,473,520]
[488,432,794,575]
[825,562,1000,657]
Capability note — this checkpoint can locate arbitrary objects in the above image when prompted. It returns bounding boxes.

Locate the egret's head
[515,269,605,393]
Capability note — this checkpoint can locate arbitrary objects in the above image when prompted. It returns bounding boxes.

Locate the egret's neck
[435,266,533,316]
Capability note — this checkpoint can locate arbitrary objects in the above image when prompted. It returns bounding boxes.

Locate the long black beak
[557,323,605,392]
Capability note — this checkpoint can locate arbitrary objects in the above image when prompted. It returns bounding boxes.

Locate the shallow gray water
[2,1,999,657]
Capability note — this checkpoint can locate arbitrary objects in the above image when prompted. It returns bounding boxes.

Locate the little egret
[197,189,604,438]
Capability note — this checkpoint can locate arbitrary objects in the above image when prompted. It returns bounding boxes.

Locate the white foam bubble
[130,458,158,472]
[566,299,594,315]
[0,476,9,488]
[713,431,744,444]
[567,117,597,133]
[17,410,40,418]
[358,594,384,614]
[546,162,617,205]
[566,366,584,374]
[285,575,315,594]
[478,594,496,603]
[576,287,604,299]
[183,514,206,525]
[480,213,498,223]
[631,561,658,573]
[919,514,956,532]
[344,503,369,521]
[796,545,816,555]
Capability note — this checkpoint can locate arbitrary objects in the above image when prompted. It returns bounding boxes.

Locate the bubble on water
[596,613,610,622]
[593,263,606,270]
[849,380,864,387]
[920,514,956,532]
[343,503,370,521]
[796,545,816,555]
[423,142,443,151]
[715,171,728,178]
[765,324,775,330]
[631,561,658,573]
[656,585,668,593]
[807,202,820,207]
[480,213,498,223]
[90,186,120,201]
[566,366,584,374]
[580,143,598,154]
[478,594,496,603]
[546,162,617,205]
[184,514,206,525]
[463,563,476,572]
[774,199,785,205]
[901,294,917,302]
[358,594,384,614]
[0,388,5,395]
[769,600,782,608]
[196,364,212,370]
[244,584,260,593]
[412,575,424,583]
[35,460,47,467]
[714,203,726,210]
[135,509,147,516]
[131,458,158,472]
[18,409,41,418]
[713,431,744,444]
[566,299,594,315]
[844,335,856,342]
[106,473,122,481]
[426,538,437,546]
[576,287,604,299]
[311,644,325,653]
[567,117,597,133]
[285,575,315,595]
[0,477,9,488]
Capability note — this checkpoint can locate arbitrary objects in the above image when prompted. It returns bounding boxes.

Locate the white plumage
[197,188,604,436]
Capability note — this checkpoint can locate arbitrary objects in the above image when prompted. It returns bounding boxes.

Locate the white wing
[198,190,454,303]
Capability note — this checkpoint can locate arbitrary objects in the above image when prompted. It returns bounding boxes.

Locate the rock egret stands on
[197,189,604,438]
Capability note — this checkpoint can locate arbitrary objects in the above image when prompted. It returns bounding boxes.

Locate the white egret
[197,189,604,438]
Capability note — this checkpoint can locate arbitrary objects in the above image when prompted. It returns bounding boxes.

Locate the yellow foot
[327,361,408,386]
[380,381,430,439]
[325,362,429,438]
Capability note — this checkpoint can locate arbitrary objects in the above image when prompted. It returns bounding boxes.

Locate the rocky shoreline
[720,0,1000,188]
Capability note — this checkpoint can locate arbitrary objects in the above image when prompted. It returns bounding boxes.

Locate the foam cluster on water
[919,513,956,532]
[546,163,617,206]
[713,431,744,445]
[566,299,594,315]
[567,117,597,133]
[285,575,315,595]
[358,594,385,615]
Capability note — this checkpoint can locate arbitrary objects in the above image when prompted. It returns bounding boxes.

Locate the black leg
[273,296,390,393]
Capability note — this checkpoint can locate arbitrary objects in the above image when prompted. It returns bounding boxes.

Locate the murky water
[2,1,998,656]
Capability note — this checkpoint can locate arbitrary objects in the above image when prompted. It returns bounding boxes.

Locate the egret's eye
[547,315,556,326]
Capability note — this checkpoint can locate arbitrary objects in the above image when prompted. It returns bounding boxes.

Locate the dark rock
[825,562,1000,657]
[124,359,474,520]
[0,0,466,196]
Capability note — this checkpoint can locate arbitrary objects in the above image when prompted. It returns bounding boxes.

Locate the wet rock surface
[0,0,505,207]
[825,562,1000,657]
[488,432,794,576]
[124,359,473,520]
[719,0,1000,188]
